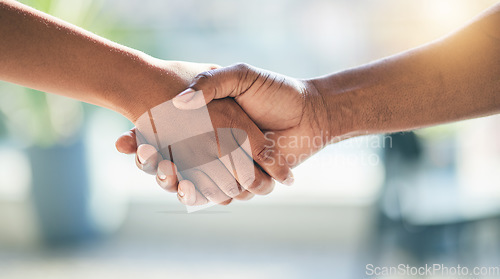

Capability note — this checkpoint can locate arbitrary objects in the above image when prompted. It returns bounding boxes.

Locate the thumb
[115,128,138,154]
[172,63,257,110]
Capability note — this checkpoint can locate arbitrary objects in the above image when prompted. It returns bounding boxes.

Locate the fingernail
[178,190,185,197]
[157,165,167,180]
[137,145,156,165]
[282,172,294,186]
[173,88,196,103]
[158,173,167,181]
[137,153,147,164]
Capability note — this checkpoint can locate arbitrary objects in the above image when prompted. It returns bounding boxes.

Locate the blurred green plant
[415,122,461,142]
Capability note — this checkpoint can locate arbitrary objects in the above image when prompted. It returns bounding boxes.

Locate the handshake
[115,62,344,209]
[3,1,499,210]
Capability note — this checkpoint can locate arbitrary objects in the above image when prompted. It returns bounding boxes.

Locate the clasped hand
[116,63,335,207]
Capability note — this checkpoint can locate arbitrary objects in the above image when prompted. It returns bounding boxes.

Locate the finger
[230,123,294,186]
[244,164,275,195]
[172,63,258,110]
[156,160,178,193]
[216,138,275,195]
[177,180,209,206]
[115,128,138,154]
[211,106,293,187]
[172,66,295,184]
[176,173,214,206]
[136,144,162,175]
[217,127,256,190]
[216,131,273,195]
[202,158,242,198]
[181,169,231,204]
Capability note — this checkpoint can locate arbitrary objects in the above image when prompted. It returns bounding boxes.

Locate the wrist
[110,55,186,123]
[308,73,365,144]
[110,57,219,124]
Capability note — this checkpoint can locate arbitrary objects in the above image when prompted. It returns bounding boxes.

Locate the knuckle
[199,187,215,198]
[209,64,221,70]
[255,147,274,164]
[194,70,215,85]
[234,62,250,71]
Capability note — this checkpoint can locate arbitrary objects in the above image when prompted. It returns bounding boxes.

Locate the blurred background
[1,0,500,278]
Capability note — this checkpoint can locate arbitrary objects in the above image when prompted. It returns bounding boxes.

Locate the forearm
[0,0,173,122]
[312,3,500,140]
